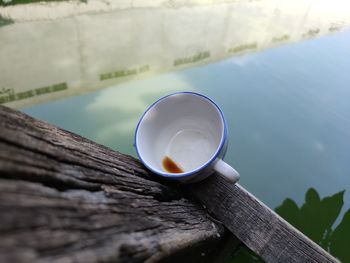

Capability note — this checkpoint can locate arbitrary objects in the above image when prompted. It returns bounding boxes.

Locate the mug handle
[213,159,240,183]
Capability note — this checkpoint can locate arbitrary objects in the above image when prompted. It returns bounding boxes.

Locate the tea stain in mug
[162,156,184,173]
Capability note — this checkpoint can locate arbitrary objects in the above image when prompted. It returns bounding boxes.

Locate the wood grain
[0,105,237,263]
[0,104,340,263]
[187,176,341,263]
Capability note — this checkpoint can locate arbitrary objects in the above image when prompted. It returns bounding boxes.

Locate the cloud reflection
[85,73,194,144]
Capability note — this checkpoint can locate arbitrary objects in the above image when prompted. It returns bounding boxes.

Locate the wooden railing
[0,105,339,263]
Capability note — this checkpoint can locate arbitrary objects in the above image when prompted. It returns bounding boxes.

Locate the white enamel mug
[135,92,240,183]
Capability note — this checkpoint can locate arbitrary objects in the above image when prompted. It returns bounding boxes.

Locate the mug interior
[135,93,225,176]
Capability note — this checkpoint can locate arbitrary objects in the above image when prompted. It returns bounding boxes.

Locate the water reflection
[85,74,193,146]
[1,0,350,108]
[232,188,350,263]
[5,1,350,261]
[276,188,350,262]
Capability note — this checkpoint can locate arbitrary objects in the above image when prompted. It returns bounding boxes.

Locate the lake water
[2,1,350,262]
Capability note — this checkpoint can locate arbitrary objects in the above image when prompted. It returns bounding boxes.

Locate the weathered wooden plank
[0,105,239,263]
[0,104,340,263]
[188,176,340,263]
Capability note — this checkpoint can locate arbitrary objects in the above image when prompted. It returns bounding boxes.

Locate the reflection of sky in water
[23,73,194,155]
[23,30,350,226]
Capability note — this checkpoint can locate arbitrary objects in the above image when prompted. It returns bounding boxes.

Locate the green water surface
[21,30,350,262]
[2,1,349,262]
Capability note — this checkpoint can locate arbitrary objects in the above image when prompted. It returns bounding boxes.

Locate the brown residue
[162,156,184,173]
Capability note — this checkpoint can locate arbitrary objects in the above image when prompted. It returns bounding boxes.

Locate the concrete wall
[1,0,350,108]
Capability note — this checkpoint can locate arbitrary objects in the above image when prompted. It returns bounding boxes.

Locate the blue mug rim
[134,91,228,179]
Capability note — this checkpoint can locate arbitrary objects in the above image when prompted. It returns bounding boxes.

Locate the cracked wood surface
[187,178,340,263]
[0,105,340,263]
[0,105,238,263]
